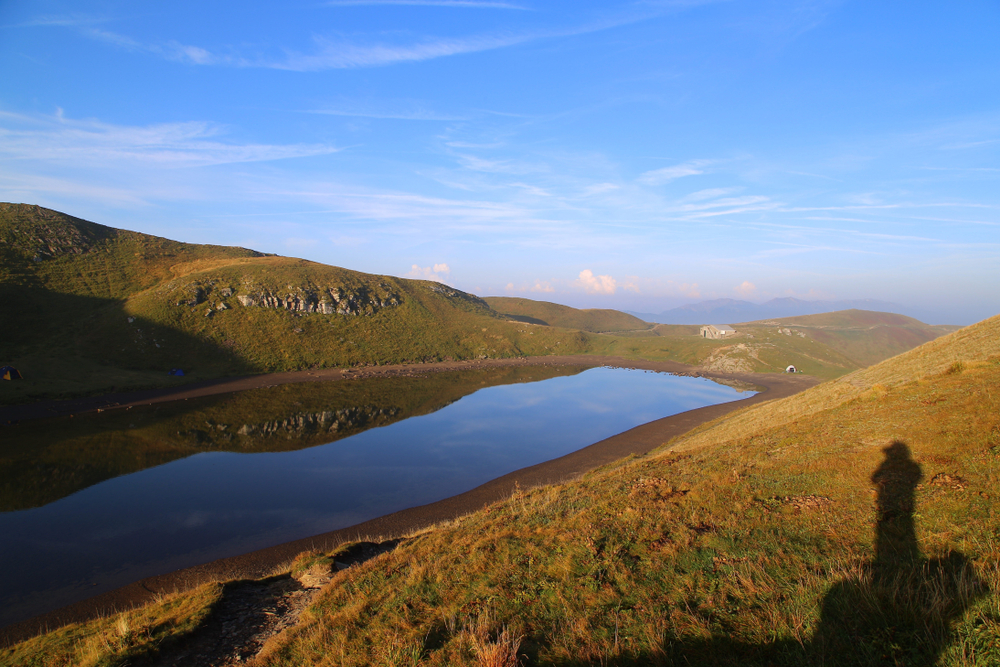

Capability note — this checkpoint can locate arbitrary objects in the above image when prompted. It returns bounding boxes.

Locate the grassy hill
[484,297,652,333]
[592,310,958,382]
[8,315,998,664]
[0,204,958,403]
[0,205,597,402]
[739,310,962,368]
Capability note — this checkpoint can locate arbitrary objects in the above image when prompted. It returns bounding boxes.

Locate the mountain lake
[0,365,753,626]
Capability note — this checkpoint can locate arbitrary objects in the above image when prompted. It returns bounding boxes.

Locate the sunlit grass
[0,584,221,667]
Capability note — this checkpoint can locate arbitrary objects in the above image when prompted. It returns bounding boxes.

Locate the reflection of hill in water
[0,365,587,512]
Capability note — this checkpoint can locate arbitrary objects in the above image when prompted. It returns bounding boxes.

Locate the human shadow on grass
[547,441,986,666]
[804,441,986,666]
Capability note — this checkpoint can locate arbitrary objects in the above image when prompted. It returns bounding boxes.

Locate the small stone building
[700,324,736,340]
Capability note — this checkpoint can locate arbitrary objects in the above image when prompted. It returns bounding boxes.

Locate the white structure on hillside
[700,324,736,340]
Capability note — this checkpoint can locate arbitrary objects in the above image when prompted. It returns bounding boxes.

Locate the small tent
[785,365,797,373]
[168,368,186,376]
[1,366,23,380]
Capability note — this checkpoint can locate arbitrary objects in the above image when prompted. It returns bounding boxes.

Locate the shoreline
[0,356,820,646]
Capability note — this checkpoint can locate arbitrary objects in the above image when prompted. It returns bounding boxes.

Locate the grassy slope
[12,315,999,666]
[484,296,653,333]
[0,205,593,402]
[739,309,963,368]
[2,205,957,402]
[254,314,1000,666]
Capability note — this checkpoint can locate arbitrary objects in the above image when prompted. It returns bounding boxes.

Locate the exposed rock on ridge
[166,278,404,316]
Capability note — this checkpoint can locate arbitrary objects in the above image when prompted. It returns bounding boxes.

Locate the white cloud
[530,280,555,293]
[680,187,741,202]
[735,280,757,297]
[576,269,617,294]
[408,263,452,282]
[64,9,662,72]
[582,182,620,196]
[679,282,701,298]
[305,105,467,121]
[0,110,339,168]
[278,33,533,71]
[325,0,528,7]
[638,159,714,185]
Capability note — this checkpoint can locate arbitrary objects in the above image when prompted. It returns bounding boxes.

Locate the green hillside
[595,310,956,381]
[0,205,595,402]
[10,316,998,665]
[484,296,652,333]
[739,310,962,368]
[0,205,958,403]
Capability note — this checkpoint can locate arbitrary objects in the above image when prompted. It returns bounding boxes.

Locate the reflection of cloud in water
[181,511,211,529]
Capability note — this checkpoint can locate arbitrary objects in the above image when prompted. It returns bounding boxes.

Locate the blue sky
[1,1,998,324]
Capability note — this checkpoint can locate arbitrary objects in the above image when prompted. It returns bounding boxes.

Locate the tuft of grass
[0,583,221,667]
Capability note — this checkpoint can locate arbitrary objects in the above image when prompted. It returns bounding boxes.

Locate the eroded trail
[139,541,401,667]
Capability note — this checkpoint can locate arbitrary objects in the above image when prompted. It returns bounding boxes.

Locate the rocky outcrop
[167,278,403,316]
[236,283,402,316]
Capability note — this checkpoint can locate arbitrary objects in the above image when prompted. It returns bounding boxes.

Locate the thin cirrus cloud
[0,110,340,168]
[304,105,468,121]
[637,159,715,185]
[57,6,663,71]
[70,25,533,71]
[325,0,529,8]
[275,32,534,71]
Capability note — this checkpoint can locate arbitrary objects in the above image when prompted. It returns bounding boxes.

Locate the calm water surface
[0,366,751,625]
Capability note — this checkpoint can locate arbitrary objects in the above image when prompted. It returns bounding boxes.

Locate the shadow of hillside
[545,442,986,667]
[0,279,254,399]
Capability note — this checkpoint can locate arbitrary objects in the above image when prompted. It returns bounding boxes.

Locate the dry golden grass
[0,584,221,667]
[670,313,1000,454]
[9,315,1000,666]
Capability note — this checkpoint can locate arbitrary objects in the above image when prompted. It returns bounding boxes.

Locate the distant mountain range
[627,297,907,325]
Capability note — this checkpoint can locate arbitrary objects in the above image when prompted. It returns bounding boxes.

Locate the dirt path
[0,356,819,648]
[136,541,400,667]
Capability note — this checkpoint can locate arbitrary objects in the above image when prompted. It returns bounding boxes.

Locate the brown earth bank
[0,356,819,647]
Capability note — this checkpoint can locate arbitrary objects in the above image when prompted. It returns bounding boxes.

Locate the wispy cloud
[325,0,529,8]
[0,110,339,168]
[277,32,532,71]
[79,27,220,65]
[304,105,467,121]
[1,14,106,29]
[637,159,714,185]
[57,6,663,71]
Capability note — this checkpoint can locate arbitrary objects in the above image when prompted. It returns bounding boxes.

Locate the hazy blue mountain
[628,297,906,325]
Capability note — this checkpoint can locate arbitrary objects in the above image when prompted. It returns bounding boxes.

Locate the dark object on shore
[1,366,22,380]
[168,368,186,376]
